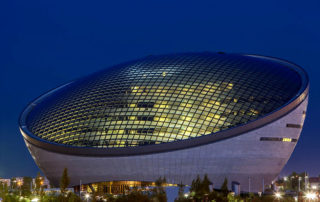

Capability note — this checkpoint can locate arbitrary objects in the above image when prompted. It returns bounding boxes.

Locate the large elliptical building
[20,52,309,193]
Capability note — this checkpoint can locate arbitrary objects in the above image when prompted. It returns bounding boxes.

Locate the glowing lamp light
[17,180,22,186]
[305,192,317,200]
[274,192,282,199]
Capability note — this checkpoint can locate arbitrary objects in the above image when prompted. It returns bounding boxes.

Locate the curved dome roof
[21,53,308,150]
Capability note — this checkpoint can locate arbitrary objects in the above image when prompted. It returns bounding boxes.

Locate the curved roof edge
[19,54,310,157]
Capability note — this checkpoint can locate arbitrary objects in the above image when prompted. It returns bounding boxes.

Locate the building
[32,177,51,189]
[0,179,10,187]
[1,177,24,189]
[19,52,309,193]
[309,177,320,190]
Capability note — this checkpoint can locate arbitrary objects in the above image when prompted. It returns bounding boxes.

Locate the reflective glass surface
[26,53,303,148]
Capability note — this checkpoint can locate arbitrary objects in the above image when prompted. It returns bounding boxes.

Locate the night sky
[1,0,319,179]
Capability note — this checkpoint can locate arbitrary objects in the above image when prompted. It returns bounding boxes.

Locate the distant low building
[42,177,51,188]
[43,188,74,194]
[274,181,284,192]
[11,177,24,188]
[32,177,51,189]
[0,179,10,187]
[309,177,320,190]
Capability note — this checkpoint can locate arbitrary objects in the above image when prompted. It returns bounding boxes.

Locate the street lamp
[283,176,288,190]
[85,193,90,202]
[298,177,302,192]
[274,192,282,201]
[31,197,39,202]
[305,191,317,201]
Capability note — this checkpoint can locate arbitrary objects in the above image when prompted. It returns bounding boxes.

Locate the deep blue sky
[1,0,319,178]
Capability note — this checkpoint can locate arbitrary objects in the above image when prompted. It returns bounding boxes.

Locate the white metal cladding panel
[25,97,308,192]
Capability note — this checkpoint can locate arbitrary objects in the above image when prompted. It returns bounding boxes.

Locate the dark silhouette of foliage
[178,182,184,199]
[21,176,32,197]
[35,172,44,195]
[201,174,212,194]
[285,171,307,191]
[189,174,213,201]
[221,177,229,195]
[115,190,151,202]
[60,168,70,194]
[152,176,167,202]
[175,182,192,202]
[10,177,17,190]
[57,192,81,202]
[190,175,201,198]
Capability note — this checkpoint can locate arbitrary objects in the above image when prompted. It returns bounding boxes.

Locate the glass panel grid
[26,53,302,148]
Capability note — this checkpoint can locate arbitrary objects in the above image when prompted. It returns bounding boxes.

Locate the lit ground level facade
[24,97,308,193]
[73,181,162,194]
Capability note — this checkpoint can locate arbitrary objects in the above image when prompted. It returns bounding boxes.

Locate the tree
[4,183,8,194]
[152,177,167,202]
[35,172,43,195]
[49,180,56,188]
[286,172,307,191]
[201,174,212,195]
[190,175,201,196]
[175,182,186,202]
[10,177,17,190]
[0,181,8,199]
[60,168,70,194]
[177,182,185,199]
[227,192,244,202]
[21,177,32,196]
[220,177,229,195]
[190,175,213,201]
[116,189,151,202]
[208,189,226,202]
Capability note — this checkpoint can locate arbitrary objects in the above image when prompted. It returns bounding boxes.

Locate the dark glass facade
[25,53,305,148]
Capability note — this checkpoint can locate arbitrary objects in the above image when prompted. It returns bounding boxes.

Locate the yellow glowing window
[186,127,193,132]
[282,138,292,142]
[227,83,233,90]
